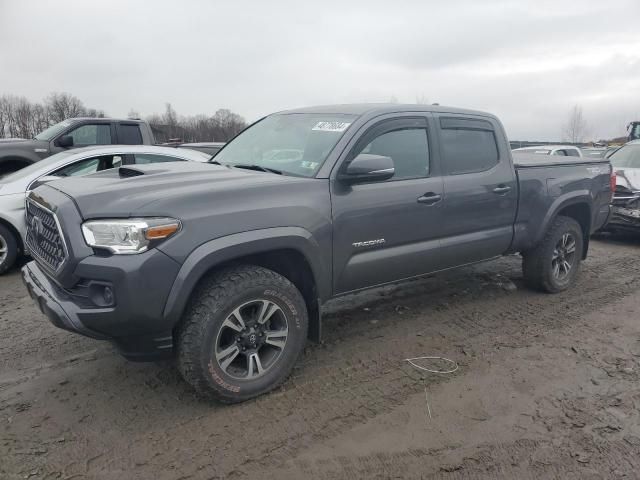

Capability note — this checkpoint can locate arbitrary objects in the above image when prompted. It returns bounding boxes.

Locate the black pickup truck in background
[21,104,614,403]
[0,118,155,174]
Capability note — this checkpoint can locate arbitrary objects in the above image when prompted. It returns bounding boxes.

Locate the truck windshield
[34,120,73,141]
[213,113,357,177]
[610,144,640,169]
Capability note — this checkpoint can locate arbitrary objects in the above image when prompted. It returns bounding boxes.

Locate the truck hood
[42,161,304,218]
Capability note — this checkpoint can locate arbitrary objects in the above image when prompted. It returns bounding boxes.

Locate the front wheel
[522,216,584,293]
[177,265,308,403]
[0,224,19,275]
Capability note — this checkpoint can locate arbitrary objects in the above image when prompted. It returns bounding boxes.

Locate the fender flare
[162,227,330,327]
[0,151,40,166]
[534,190,592,253]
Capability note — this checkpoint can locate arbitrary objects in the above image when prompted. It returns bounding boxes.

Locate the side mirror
[57,135,74,148]
[30,175,60,190]
[339,154,395,184]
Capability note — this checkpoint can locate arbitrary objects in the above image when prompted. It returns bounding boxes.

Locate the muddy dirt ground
[2,235,640,479]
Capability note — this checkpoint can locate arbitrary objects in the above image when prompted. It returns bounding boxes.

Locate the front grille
[25,199,68,271]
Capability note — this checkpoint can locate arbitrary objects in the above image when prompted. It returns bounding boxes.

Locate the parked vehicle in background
[606,140,640,232]
[0,145,209,274]
[581,147,608,159]
[174,142,226,156]
[0,118,155,175]
[512,145,583,157]
[21,104,613,403]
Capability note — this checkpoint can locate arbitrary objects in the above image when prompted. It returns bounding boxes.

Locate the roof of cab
[276,103,496,119]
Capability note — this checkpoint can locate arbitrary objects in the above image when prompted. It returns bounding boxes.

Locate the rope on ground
[404,356,459,374]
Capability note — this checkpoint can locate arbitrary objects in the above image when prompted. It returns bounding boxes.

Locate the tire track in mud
[4,242,640,479]
[85,246,640,479]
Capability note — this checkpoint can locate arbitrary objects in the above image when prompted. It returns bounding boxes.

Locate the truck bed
[513,152,610,168]
[511,153,612,254]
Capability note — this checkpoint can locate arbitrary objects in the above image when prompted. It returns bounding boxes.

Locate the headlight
[81,218,181,254]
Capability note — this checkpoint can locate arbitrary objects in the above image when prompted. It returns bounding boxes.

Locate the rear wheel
[522,216,583,293]
[177,265,308,403]
[0,224,19,275]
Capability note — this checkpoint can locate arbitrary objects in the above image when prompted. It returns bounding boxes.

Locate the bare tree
[562,105,589,143]
[45,92,87,123]
[415,94,429,105]
[211,109,246,141]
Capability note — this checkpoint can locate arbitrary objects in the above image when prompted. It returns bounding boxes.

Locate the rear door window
[118,124,143,144]
[439,117,499,175]
[566,149,580,157]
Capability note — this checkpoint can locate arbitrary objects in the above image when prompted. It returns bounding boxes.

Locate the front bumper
[607,205,640,231]
[22,248,181,361]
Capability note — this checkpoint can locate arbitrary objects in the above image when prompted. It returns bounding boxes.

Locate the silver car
[0,145,211,273]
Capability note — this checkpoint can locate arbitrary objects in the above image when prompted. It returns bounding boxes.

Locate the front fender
[0,149,41,165]
[161,227,330,325]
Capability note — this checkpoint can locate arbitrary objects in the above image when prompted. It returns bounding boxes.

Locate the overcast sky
[1,0,639,140]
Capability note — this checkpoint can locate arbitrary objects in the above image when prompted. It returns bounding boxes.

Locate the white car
[0,145,210,273]
[512,145,583,157]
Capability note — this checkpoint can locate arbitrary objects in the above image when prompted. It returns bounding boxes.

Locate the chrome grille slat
[25,199,68,272]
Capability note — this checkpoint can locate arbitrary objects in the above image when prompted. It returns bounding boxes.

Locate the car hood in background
[614,167,640,194]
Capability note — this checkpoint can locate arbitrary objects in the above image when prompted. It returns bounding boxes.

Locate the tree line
[0,92,247,143]
[0,93,105,139]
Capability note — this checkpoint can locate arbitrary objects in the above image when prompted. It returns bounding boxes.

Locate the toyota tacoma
[21,104,613,403]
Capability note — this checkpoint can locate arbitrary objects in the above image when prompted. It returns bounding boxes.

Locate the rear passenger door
[436,115,518,268]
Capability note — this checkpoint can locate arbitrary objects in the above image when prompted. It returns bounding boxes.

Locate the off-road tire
[0,224,18,275]
[522,215,583,293]
[177,265,308,403]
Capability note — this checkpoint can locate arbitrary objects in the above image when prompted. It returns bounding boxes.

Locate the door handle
[417,192,442,205]
[493,185,512,195]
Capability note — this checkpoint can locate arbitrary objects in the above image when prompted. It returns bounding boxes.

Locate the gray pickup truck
[21,104,613,403]
[0,118,154,174]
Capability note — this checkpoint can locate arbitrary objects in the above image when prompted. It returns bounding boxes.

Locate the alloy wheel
[214,299,289,380]
[551,232,577,281]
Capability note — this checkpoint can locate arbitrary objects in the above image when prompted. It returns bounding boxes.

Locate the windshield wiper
[231,164,283,175]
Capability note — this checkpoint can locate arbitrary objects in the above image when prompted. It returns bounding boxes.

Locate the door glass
[134,153,184,164]
[53,158,101,176]
[68,124,112,146]
[553,150,567,156]
[52,155,122,177]
[119,124,143,144]
[355,128,429,180]
[440,128,499,175]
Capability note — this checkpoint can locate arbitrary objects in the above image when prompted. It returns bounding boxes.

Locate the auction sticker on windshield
[312,121,351,132]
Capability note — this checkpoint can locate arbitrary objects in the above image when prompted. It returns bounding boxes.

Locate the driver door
[331,115,445,294]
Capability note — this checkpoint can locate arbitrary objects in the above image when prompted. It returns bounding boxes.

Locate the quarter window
[440,119,499,175]
[68,124,112,146]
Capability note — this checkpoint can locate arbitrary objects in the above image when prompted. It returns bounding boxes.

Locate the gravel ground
[2,235,640,479]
